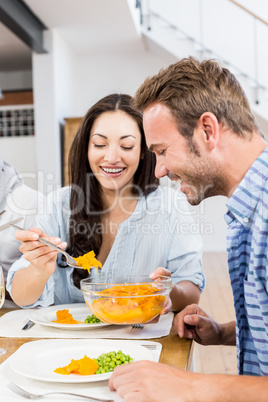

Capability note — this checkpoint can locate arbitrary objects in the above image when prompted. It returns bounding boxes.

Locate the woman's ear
[196,112,219,150]
[140,152,145,160]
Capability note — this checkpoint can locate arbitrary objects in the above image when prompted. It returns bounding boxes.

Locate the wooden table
[0,308,193,370]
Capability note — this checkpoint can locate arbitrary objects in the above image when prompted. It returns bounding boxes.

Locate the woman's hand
[149,266,171,280]
[11,228,67,307]
[15,227,67,277]
[149,267,172,316]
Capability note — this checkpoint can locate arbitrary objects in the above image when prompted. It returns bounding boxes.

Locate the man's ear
[196,112,219,150]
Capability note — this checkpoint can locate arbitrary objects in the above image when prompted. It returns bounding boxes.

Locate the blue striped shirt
[225,145,268,376]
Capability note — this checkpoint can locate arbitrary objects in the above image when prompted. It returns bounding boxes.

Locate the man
[109,57,268,400]
[0,157,44,307]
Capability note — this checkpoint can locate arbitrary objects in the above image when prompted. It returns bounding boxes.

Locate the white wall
[72,48,175,116]
[160,177,228,252]
[0,136,37,189]
[188,197,228,252]
[33,29,76,195]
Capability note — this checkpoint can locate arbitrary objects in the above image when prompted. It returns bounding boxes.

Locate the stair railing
[134,0,268,105]
[229,0,268,104]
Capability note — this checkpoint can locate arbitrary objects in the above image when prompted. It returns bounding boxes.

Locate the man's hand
[173,303,224,345]
[109,360,196,402]
[109,359,268,402]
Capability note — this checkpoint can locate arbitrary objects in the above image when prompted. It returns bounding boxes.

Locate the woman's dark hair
[66,93,159,288]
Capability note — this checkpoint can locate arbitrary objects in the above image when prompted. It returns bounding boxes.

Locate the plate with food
[8,339,154,383]
[27,303,111,330]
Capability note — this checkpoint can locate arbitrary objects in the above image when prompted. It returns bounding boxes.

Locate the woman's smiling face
[88,110,142,193]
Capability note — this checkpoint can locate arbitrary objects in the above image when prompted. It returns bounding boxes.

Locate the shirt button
[243,217,249,223]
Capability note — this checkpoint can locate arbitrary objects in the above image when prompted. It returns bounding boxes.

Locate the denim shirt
[7,185,204,308]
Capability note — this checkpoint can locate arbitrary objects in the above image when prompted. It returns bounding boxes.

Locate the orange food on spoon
[54,355,98,375]
[73,250,102,273]
[52,309,81,324]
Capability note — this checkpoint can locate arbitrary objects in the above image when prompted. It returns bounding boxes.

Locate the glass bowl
[80,274,172,325]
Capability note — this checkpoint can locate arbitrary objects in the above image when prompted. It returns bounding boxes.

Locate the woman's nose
[104,146,121,164]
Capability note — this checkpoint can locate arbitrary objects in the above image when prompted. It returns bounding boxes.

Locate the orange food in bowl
[54,355,98,375]
[86,284,166,324]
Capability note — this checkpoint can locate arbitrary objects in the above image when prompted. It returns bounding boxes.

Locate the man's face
[143,103,228,205]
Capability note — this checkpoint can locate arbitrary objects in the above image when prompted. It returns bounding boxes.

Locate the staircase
[127,0,268,136]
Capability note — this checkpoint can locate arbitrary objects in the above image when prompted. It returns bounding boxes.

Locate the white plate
[28,303,111,330]
[8,339,154,383]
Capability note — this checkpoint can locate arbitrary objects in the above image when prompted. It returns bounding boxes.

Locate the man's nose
[154,161,169,178]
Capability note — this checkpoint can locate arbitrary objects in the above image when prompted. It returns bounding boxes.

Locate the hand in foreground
[15,227,67,276]
[173,303,222,345]
[109,360,197,402]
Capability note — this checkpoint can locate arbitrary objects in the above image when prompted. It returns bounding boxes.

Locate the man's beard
[181,172,229,205]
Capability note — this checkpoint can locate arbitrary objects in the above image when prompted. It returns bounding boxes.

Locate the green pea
[84,314,102,324]
[94,350,133,375]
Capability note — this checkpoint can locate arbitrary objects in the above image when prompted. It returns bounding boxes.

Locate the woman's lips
[100,166,126,177]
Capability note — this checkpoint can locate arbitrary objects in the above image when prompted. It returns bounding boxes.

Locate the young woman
[7,94,204,308]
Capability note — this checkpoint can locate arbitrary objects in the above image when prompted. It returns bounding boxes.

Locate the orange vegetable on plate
[54,355,98,375]
[52,309,80,324]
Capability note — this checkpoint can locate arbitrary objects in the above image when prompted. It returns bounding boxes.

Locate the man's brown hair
[133,57,259,140]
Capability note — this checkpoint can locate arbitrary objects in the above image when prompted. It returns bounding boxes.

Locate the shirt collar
[225,144,268,227]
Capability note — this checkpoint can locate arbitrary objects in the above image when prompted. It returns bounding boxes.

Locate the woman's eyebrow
[91,134,136,139]
[92,133,107,138]
[120,135,136,140]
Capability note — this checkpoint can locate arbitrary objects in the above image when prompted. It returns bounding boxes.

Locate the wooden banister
[230,0,268,26]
